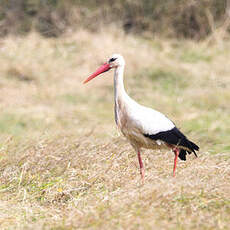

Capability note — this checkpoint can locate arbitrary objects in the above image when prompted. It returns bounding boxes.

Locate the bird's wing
[124,99,199,160]
[129,104,199,158]
[128,103,175,135]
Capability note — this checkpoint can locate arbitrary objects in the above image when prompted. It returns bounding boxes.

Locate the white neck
[114,65,132,124]
[114,66,126,99]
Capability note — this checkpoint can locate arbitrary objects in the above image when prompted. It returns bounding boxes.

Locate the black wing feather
[144,127,199,161]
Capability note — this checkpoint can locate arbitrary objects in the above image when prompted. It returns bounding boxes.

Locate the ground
[0,28,229,229]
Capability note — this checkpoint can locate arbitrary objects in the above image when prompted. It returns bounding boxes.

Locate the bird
[83,54,199,182]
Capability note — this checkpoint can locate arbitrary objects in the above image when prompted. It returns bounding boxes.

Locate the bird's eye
[109,57,117,62]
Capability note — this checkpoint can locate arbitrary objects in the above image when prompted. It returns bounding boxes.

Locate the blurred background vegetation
[0,0,228,39]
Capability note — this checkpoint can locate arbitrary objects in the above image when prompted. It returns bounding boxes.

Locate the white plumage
[84,54,199,182]
[122,97,175,135]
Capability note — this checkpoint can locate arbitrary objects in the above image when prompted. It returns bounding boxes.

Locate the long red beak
[83,63,111,84]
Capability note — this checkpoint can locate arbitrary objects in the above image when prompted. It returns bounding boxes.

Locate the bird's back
[123,96,175,134]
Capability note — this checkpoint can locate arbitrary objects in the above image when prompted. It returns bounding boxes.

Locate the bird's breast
[115,100,143,146]
[115,98,128,131]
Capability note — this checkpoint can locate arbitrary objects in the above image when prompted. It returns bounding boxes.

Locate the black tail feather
[188,140,199,152]
[178,139,199,161]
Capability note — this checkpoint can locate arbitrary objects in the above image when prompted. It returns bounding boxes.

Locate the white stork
[83,54,199,182]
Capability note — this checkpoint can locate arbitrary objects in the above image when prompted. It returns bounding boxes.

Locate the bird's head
[83,54,125,84]
[107,54,125,68]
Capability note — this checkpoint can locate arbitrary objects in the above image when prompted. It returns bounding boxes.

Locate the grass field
[0,28,230,229]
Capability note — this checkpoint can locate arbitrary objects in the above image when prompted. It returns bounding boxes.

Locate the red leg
[137,150,145,183]
[173,148,179,177]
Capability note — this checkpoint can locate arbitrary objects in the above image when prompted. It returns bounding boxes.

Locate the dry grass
[0,28,229,229]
